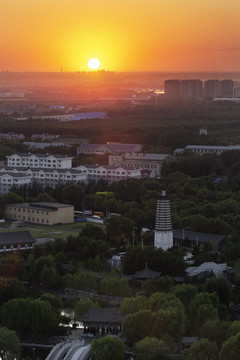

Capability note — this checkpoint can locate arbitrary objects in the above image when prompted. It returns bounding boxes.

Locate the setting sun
[88,58,100,70]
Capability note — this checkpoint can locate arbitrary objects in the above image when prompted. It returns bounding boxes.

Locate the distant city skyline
[1,0,240,72]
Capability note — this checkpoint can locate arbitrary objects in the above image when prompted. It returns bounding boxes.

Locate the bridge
[45,340,91,360]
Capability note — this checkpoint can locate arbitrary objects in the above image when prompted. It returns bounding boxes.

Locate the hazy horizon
[2,1,240,73]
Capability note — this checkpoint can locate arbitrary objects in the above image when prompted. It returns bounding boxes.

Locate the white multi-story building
[6,153,73,169]
[76,164,142,183]
[0,152,144,194]
[0,167,87,191]
[109,153,171,177]
[0,171,32,194]
[185,145,240,156]
[77,143,143,155]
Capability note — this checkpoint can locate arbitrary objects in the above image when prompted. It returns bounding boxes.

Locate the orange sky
[1,0,240,72]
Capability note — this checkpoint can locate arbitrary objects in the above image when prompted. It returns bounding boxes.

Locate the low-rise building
[109,153,171,177]
[185,262,233,278]
[173,229,226,251]
[184,144,240,155]
[0,231,36,253]
[6,153,73,169]
[0,167,87,191]
[77,143,142,155]
[0,171,32,194]
[52,137,89,146]
[76,164,141,182]
[5,202,74,225]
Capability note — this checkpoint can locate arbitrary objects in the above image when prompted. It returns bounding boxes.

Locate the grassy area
[0,220,105,241]
[0,222,88,241]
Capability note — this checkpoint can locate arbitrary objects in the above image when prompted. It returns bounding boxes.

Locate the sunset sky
[1,0,240,72]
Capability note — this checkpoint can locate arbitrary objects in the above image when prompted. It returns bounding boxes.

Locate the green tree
[59,184,85,209]
[199,320,229,349]
[1,298,58,336]
[181,338,219,360]
[203,276,233,305]
[0,278,26,306]
[142,276,174,296]
[133,337,172,360]
[39,293,63,310]
[189,292,219,329]
[226,321,240,339]
[74,298,99,318]
[122,310,154,346]
[220,332,240,360]
[5,192,23,204]
[100,277,131,297]
[119,296,148,315]
[105,215,134,248]
[34,192,56,202]
[90,336,125,360]
[149,293,186,341]
[170,284,198,309]
[63,271,97,291]
[80,223,105,240]
[0,327,21,360]
[31,255,54,282]
[40,265,62,289]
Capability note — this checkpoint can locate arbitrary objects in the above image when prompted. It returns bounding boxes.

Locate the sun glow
[88,58,101,70]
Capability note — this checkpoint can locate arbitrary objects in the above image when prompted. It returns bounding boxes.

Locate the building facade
[0,171,32,194]
[76,164,141,183]
[204,80,221,98]
[185,144,240,155]
[109,153,171,177]
[0,167,87,192]
[77,143,143,155]
[0,231,36,253]
[164,80,181,97]
[5,202,74,225]
[154,191,173,251]
[6,153,73,169]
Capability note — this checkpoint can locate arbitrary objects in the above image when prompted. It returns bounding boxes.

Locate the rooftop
[80,308,125,324]
[185,262,231,277]
[174,229,225,244]
[7,153,73,159]
[0,231,36,246]
[8,202,73,211]
[78,143,142,152]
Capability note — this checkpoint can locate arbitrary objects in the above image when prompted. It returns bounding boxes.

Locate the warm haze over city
[1,0,240,72]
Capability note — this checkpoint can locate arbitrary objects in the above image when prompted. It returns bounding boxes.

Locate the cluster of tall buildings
[164,79,234,99]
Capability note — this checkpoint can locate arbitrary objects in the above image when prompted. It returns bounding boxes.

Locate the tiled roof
[134,267,161,279]
[174,229,225,243]
[7,153,73,159]
[185,262,230,277]
[0,166,84,175]
[9,202,73,210]
[0,231,36,246]
[80,308,125,323]
[78,144,142,152]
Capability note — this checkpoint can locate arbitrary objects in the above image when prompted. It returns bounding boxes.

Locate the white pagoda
[154,190,173,251]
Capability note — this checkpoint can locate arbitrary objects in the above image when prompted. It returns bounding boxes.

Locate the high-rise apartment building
[164,80,181,97]
[180,80,203,99]
[220,79,234,98]
[204,80,221,98]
